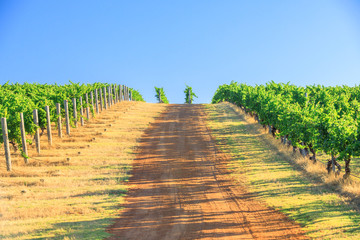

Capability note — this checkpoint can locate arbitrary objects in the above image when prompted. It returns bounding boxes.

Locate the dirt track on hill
[107,104,307,239]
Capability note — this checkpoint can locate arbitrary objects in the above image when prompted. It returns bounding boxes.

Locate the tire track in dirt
[107,104,307,239]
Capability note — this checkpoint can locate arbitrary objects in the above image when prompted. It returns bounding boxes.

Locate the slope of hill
[0,101,165,239]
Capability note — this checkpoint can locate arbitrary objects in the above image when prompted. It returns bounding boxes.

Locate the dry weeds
[227,102,360,203]
[0,101,166,239]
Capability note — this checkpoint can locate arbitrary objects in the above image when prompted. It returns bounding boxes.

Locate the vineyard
[0,82,144,172]
[2,81,360,239]
[212,81,360,179]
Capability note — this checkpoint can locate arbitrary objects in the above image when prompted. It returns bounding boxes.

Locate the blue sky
[1,0,360,103]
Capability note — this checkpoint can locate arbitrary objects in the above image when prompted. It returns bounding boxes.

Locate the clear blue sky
[1,0,360,103]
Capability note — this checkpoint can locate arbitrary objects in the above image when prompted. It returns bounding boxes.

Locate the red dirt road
[107,104,307,239]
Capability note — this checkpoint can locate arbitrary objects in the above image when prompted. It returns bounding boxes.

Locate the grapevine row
[212,81,360,178]
[0,82,144,171]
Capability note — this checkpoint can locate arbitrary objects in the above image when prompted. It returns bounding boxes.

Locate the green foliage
[129,88,145,102]
[206,103,360,239]
[154,87,169,103]
[184,85,197,104]
[212,81,359,173]
[0,82,144,152]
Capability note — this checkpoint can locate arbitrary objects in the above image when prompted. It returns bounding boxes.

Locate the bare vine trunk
[309,147,316,163]
[327,155,341,176]
[271,127,277,137]
[344,157,351,179]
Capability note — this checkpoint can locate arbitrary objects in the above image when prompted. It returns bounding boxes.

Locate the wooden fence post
[188,88,191,104]
[112,85,114,104]
[64,100,70,135]
[99,88,103,111]
[108,86,112,107]
[126,87,130,101]
[111,85,114,105]
[123,86,126,101]
[85,93,90,120]
[56,103,62,138]
[33,109,40,154]
[45,106,52,145]
[72,98,77,127]
[108,85,111,106]
[2,118,12,171]
[80,96,84,126]
[128,87,130,101]
[19,113,28,163]
[90,91,94,116]
[103,87,107,110]
[114,85,118,103]
[95,89,99,113]
[124,86,127,101]
[111,85,114,104]
[119,85,123,101]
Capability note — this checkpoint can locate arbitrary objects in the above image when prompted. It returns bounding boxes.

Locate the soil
[107,104,307,240]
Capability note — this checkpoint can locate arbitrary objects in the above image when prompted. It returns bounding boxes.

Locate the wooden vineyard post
[1,118,12,171]
[103,87,107,110]
[108,85,112,106]
[112,85,115,104]
[108,86,112,107]
[56,103,62,138]
[106,86,110,107]
[188,88,191,104]
[90,91,94,116]
[114,85,118,103]
[111,85,114,105]
[85,93,90,120]
[119,85,123,101]
[112,85,114,104]
[64,100,70,135]
[19,113,28,163]
[95,89,99,113]
[117,85,120,102]
[115,85,118,102]
[112,85,115,103]
[129,90,132,101]
[124,86,127,101]
[33,109,40,154]
[126,87,130,101]
[80,96,84,126]
[117,85,120,101]
[99,88,103,111]
[123,85,126,101]
[45,106,52,145]
[128,87,130,101]
[72,98,77,127]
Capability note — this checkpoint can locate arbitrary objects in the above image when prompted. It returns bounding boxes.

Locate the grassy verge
[0,102,165,239]
[205,102,360,239]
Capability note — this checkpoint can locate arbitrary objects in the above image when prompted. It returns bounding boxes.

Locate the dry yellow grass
[227,102,360,200]
[205,102,360,239]
[0,101,166,239]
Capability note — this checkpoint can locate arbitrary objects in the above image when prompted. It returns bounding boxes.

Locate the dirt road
[107,104,307,239]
